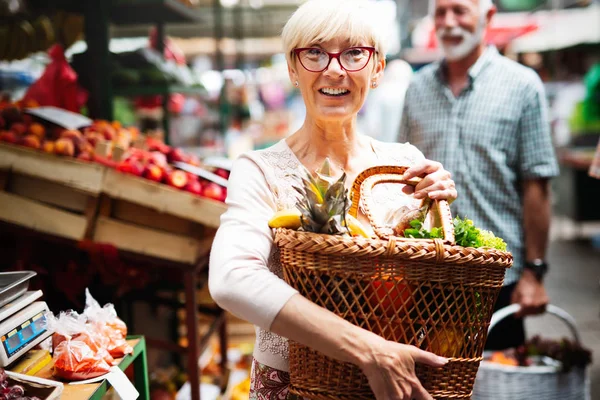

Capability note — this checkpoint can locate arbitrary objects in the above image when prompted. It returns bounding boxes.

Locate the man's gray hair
[429,0,494,14]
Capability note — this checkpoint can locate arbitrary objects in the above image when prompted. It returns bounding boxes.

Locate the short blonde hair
[281,0,386,66]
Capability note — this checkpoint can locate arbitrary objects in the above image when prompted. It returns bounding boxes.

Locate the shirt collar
[435,46,499,84]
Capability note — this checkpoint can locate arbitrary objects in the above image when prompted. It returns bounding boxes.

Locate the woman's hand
[357,335,447,400]
[402,160,457,203]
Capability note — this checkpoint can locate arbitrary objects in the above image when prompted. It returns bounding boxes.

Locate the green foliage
[403,219,444,239]
[403,217,508,251]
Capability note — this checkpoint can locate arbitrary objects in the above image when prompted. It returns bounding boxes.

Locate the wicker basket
[274,166,513,400]
[472,304,591,400]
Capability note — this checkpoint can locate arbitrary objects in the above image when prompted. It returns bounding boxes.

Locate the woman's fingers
[409,346,448,367]
[403,160,443,180]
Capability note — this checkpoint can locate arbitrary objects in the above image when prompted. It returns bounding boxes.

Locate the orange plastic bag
[53,340,111,381]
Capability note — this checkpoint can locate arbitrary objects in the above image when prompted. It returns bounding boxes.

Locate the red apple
[214,168,230,180]
[143,164,165,182]
[167,148,187,163]
[149,151,167,168]
[10,122,27,136]
[167,170,188,189]
[186,172,199,183]
[185,180,203,195]
[0,131,17,144]
[202,182,225,202]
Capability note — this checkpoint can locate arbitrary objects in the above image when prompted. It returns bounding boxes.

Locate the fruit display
[0,369,40,400]
[0,104,229,203]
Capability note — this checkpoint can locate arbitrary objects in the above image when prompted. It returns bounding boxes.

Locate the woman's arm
[271,295,447,400]
[209,156,298,329]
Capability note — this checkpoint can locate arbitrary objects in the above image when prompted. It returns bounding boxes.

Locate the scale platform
[0,290,51,367]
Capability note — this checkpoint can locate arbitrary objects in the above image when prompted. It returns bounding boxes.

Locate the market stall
[0,103,230,400]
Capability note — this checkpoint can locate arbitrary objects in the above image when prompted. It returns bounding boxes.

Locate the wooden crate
[102,169,226,229]
[93,195,217,265]
[0,150,101,241]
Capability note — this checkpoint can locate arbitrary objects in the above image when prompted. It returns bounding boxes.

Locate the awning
[412,6,600,54]
[509,5,600,53]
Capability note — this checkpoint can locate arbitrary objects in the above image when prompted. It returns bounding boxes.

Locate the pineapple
[293,158,350,235]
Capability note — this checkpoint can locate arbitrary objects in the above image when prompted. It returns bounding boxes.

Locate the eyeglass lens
[298,48,371,72]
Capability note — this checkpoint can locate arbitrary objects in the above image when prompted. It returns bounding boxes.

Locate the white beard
[436,18,486,61]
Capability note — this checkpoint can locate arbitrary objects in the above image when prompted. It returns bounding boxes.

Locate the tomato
[367,276,413,318]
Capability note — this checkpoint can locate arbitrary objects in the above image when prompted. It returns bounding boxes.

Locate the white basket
[472,304,591,400]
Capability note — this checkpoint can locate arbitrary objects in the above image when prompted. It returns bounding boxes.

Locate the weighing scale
[0,290,51,367]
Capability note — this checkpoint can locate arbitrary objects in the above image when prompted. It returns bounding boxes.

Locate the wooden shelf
[110,0,203,24]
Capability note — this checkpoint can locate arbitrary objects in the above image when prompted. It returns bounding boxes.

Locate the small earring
[294,81,299,87]
[372,82,377,88]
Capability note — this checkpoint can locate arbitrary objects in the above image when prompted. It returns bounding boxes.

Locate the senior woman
[209,1,457,399]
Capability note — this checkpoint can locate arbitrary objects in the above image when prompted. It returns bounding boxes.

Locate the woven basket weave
[274,166,513,400]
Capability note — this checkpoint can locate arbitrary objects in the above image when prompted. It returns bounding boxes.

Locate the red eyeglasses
[293,46,376,72]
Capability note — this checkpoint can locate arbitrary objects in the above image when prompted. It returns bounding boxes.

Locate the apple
[10,122,27,136]
[149,151,168,168]
[0,131,17,144]
[117,160,144,177]
[214,168,230,180]
[202,182,226,202]
[55,138,75,157]
[19,134,41,149]
[167,148,187,163]
[22,114,34,126]
[167,170,188,189]
[186,172,199,182]
[185,180,203,195]
[143,164,165,182]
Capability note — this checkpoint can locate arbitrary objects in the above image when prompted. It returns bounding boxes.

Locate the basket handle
[489,304,582,344]
[348,165,455,243]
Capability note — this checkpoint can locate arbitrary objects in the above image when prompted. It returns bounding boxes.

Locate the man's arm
[511,178,551,316]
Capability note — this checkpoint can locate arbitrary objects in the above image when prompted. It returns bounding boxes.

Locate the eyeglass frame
[292,46,377,73]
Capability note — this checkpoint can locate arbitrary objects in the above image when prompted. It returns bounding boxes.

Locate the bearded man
[398,0,559,350]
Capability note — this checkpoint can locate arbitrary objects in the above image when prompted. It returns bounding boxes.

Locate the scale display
[0,301,50,367]
[2,312,46,357]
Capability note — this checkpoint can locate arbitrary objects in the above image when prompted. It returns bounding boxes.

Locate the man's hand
[511,269,549,317]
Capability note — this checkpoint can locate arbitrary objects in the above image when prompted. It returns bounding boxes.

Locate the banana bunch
[53,11,84,49]
[0,11,83,62]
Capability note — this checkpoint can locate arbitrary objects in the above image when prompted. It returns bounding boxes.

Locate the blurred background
[0,0,599,399]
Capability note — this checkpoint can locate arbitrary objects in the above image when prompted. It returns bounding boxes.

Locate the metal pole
[213,0,225,72]
[233,3,245,69]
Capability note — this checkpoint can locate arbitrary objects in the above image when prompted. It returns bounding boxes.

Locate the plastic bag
[53,340,111,381]
[45,311,114,365]
[22,44,88,112]
[83,289,132,358]
[83,288,127,337]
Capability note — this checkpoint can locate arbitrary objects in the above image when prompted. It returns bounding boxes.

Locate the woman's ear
[288,63,299,86]
[372,57,386,86]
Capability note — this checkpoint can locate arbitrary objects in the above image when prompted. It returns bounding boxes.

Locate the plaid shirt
[399,47,559,285]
